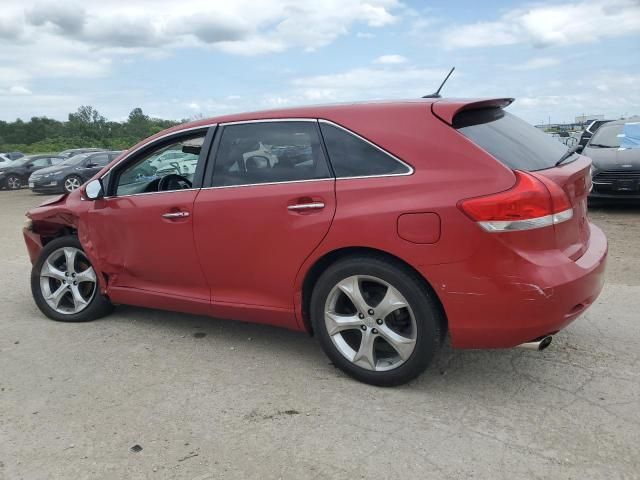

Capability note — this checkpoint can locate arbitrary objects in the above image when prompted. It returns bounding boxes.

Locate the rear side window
[319,123,411,177]
[455,108,568,171]
[212,121,330,187]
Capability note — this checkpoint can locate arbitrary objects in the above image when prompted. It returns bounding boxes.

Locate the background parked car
[579,119,612,147]
[0,151,25,161]
[30,150,122,193]
[0,154,63,190]
[585,118,640,201]
[58,148,106,160]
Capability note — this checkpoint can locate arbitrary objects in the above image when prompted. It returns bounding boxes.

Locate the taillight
[459,170,573,232]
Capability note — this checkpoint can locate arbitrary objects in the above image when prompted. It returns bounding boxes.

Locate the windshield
[589,124,623,148]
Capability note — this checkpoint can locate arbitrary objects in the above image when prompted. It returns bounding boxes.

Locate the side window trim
[317,119,414,179]
[203,118,332,189]
[103,125,216,197]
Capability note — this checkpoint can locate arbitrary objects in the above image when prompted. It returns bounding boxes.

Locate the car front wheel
[31,236,114,322]
[311,255,444,386]
[63,175,83,193]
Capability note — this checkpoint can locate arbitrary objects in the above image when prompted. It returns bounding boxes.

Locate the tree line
[0,106,182,154]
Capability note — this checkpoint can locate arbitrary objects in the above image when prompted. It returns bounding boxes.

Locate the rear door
[193,120,335,325]
[454,107,591,259]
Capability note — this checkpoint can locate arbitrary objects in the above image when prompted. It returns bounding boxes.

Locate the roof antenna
[422,67,455,98]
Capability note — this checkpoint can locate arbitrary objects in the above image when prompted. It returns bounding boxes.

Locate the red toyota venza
[24,98,608,386]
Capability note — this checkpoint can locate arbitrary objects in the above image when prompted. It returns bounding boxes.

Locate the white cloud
[0,0,403,119]
[374,54,408,64]
[8,86,32,95]
[8,0,401,54]
[445,0,640,49]
[507,57,561,71]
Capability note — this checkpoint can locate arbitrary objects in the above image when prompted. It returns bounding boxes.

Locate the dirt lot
[1,189,639,480]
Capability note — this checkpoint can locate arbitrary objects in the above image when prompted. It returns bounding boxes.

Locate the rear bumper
[423,222,608,348]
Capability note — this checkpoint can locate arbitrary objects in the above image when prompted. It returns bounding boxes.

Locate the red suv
[24,98,607,386]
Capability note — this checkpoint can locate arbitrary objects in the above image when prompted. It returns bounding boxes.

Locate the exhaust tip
[538,335,552,351]
[517,335,553,351]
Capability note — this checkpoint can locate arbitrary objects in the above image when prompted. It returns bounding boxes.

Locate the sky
[0,0,639,125]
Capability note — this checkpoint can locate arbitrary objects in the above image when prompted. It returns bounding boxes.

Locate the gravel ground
[1,189,639,480]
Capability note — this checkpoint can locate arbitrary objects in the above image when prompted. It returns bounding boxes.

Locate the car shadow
[108,305,586,392]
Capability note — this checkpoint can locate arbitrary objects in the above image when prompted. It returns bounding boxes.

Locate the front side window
[115,134,205,196]
[212,121,330,187]
[88,153,110,167]
[319,123,411,178]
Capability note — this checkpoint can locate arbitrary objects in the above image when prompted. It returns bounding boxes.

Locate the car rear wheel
[31,236,114,322]
[6,175,22,190]
[63,175,83,193]
[311,255,444,386]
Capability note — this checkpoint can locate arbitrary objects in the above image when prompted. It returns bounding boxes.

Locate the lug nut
[372,328,378,334]
[72,273,76,277]
[358,313,365,319]
[65,272,69,277]
[73,281,77,285]
[376,319,383,325]
[368,309,374,315]
[361,325,367,331]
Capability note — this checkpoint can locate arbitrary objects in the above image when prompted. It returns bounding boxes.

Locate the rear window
[455,108,568,171]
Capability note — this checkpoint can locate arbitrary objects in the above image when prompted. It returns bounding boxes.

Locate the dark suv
[0,154,64,190]
[30,151,122,193]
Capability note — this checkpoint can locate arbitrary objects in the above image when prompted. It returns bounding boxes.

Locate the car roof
[128,97,514,152]
[24,153,59,158]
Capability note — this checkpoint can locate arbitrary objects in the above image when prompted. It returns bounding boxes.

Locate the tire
[63,175,83,193]
[310,255,444,386]
[31,235,114,322]
[6,175,22,190]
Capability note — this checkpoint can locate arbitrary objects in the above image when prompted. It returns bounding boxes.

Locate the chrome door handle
[287,202,325,211]
[162,211,190,218]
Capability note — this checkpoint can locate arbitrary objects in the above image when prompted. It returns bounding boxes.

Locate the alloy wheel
[64,177,82,192]
[324,275,417,371]
[39,247,97,314]
[7,176,21,190]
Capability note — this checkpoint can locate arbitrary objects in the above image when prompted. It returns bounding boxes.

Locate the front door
[193,120,336,327]
[86,130,211,303]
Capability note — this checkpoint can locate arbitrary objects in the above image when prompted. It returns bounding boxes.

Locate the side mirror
[85,179,104,200]
[575,144,584,154]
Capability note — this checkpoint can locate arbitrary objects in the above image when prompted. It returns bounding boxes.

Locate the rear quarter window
[455,108,568,171]
[319,123,411,177]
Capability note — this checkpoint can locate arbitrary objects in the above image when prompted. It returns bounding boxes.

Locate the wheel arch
[299,246,448,337]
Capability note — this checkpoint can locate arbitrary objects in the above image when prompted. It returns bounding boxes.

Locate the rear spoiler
[431,98,514,125]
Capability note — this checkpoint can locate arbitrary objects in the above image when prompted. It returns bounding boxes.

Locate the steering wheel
[157,174,192,191]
